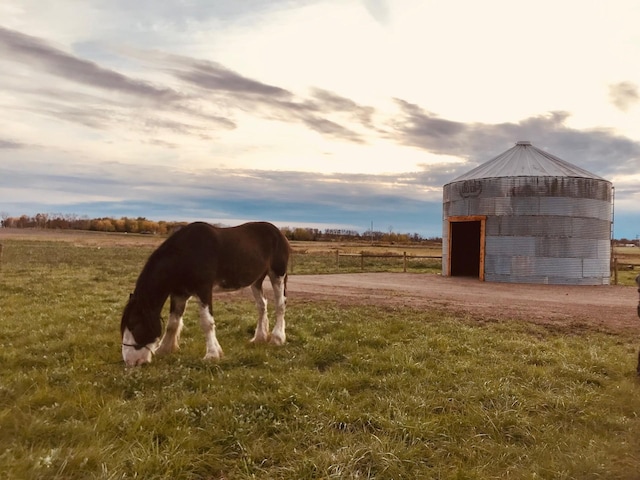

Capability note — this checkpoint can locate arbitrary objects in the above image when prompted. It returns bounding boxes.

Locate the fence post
[335,249,339,268]
[403,251,407,272]
[613,257,618,285]
[360,251,364,271]
[0,243,3,270]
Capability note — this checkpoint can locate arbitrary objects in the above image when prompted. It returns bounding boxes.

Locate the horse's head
[120,293,162,366]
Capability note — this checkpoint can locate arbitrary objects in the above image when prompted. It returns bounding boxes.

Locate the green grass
[1,238,640,479]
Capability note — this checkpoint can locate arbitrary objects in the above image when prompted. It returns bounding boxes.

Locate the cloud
[172,58,290,97]
[0,27,235,133]
[151,52,371,143]
[0,138,27,149]
[1,31,370,145]
[363,0,390,25]
[609,81,639,111]
[0,26,180,102]
[387,102,640,179]
[310,88,376,127]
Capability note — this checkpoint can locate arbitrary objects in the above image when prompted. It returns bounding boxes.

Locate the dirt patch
[288,273,640,335]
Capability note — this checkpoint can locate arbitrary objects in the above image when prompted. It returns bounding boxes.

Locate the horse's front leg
[198,300,224,360]
[268,273,287,346]
[250,281,269,344]
[156,295,189,356]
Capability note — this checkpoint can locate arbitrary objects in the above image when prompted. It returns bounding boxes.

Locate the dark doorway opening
[450,220,482,277]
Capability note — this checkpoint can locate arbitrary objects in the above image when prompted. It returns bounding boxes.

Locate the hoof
[250,336,268,344]
[203,350,223,361]
[269,334,286,346]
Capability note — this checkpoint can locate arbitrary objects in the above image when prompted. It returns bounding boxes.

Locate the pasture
[1,231,640,479]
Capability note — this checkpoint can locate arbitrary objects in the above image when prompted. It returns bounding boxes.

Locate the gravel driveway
[288,273,640,335]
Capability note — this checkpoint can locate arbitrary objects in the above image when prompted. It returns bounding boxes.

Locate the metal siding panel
[497,216,571,237]
[571,217,611,239]
[493,197,513,215]
[477,197,496,216]
[568,238,600,258]
[485,217,500,236]
[512,256,583,278]
[572,198,606,218]
[583,258,610,278]
[539,197,571,216]
[486,236,535,256]
[449,200,472,217]
[511,197,540,216]
[535,237,604,259]
[484,254,511,275]
[535,238,567,258]
[597,239,611,259]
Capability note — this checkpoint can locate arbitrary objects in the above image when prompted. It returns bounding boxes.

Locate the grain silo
[442,141,613,285]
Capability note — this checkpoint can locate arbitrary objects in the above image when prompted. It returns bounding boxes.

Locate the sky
[1,0,639,239]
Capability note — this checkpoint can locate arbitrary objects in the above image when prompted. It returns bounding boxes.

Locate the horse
[120,221,290,366]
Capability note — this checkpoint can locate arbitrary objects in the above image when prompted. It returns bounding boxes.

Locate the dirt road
[288,273,640,335]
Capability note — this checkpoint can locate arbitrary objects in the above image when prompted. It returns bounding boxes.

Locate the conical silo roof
[450,141,604,182]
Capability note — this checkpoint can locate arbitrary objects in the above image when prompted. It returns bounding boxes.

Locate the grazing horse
[120,221,290,366]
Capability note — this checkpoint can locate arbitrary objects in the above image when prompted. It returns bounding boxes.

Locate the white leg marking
[156,311,184,356]
[250,282,269,344]
[269,274,287,346]
[199,303,224,360]
[122,327,154,366]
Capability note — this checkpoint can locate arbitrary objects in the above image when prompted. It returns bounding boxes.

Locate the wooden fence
[611,257,640,285]
[334,251,442,272]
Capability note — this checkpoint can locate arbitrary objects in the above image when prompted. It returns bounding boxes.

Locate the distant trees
[0,212,441,243]
[280,226,438,244]
[0,213,185,235]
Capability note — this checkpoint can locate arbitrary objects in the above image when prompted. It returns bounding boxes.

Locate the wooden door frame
[447,215,486,281]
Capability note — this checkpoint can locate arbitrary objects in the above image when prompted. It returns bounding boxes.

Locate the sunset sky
[1,0,639,238]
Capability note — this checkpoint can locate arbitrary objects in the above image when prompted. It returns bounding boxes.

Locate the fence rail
[335,251,442,272]
[288,249,442,274]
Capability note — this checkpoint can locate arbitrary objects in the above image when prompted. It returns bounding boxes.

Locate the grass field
[1,233,640,479]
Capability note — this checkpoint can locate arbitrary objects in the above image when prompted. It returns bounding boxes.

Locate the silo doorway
[448,216,486,280]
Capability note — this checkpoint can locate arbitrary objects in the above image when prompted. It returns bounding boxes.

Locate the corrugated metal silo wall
[442,176,612,285]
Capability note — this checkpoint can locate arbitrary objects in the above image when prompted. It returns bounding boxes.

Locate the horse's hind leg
[250,278,269,344]
[156,295,189,356]
[268,273,287,346]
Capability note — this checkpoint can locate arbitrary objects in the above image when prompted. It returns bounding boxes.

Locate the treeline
[0,213,438,243]
[0,213,184,235]
[281,226,432,244]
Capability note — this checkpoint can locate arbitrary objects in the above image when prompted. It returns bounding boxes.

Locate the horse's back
[163,221,289,280]
[219,222,290,275]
